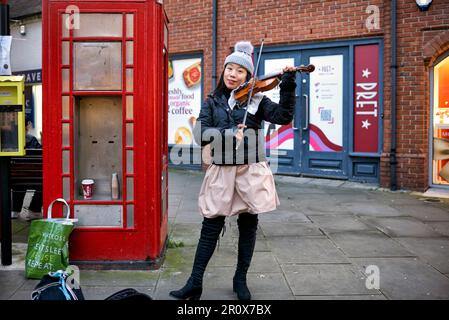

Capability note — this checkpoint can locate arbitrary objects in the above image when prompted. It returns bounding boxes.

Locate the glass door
[300,47,349,178]
[432,54,449,186]
[259,51,301,174]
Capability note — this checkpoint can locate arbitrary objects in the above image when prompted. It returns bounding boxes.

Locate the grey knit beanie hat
[223,41,254,75]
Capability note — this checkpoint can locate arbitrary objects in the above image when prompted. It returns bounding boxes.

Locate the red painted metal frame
[43,0,168,265]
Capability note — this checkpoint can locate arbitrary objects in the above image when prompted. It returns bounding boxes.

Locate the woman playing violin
[169,41,298,301]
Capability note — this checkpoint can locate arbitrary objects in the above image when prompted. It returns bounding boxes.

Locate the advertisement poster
[168,57,202,145]
[263,58,295,150]
[309,55,343,152]
[354,44,379,153]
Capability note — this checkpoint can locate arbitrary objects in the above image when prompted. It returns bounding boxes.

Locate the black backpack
[105,288,153,301]
[31,271,84,300]
[31,271,152,301]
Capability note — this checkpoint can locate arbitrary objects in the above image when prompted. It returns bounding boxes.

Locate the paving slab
[169,223,203,247]
[252,291,296,300]
[389,204,449,222]
[11,219,29,235]
[326,191,373,203]
[360,217,444,238]
[79,270,160,288]
[350,257,449,299]
[0,243,27,271]
[275,176,316,186]
[253,239,271,252]
[294,294,387,300]
[177,199,201,212]
[202,267,242,289]
[297,198,350,211]
[327,231,415,258]
[246,252,282,273]
[168,194,183,208]
[343,202,403,217]
[384,197,425,206]
[307,179,346,188]
[10,223,30,244]
[245,272,293,299]
[277,196,315,208]
[153,269,193,300]
[8,289,32,300]
[13,278,40,290]
[168,205,179,218]
[393,238,449,274]
[339,182,379,191]
[299,200,353,216]
[258,210,311,223]
[209,245,238,268]
[162,247,196,273]
[259,222,324,237]
[274,188,327,200]
[82,286,155,300]
[0,286,20,300]
[425,222,449,237]
[282,264,378,296]
[195,287,237,300]
[267,237,349,264]
[0,270,26,289]
[309,215,376,233]
[174,209,204,223]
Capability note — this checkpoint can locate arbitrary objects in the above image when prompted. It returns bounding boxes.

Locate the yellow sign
[0,76,25,156]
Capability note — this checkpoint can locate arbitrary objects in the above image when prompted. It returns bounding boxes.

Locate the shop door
[260,51,302,174]
[299,47,350,178]
[431,53,449,187]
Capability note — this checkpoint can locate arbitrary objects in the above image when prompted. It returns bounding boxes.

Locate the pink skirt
[198,161,280,218]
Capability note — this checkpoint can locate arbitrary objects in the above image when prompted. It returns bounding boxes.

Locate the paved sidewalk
[1,168,449,300]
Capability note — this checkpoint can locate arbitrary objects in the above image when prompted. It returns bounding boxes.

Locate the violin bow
[236,38,265,150]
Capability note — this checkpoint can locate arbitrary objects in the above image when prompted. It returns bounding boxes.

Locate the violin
[234,64,315,104]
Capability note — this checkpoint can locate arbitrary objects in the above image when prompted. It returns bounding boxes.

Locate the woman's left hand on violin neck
[281,66,298,75]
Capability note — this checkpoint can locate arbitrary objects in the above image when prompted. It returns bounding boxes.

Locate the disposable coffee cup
[81,179,95,200]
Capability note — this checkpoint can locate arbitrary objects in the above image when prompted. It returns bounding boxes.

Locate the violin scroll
[293,64,315,74]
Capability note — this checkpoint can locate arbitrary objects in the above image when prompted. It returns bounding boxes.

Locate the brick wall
[165,0,449,191]
[393,0,449,190]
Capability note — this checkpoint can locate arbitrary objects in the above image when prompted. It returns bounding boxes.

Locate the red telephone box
[42,0,169,268]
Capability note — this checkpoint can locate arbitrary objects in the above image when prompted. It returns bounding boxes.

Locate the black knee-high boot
[169,216,225,300]
[233,212,258,300]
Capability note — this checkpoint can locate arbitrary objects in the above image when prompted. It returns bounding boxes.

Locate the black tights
[189,212,258,286]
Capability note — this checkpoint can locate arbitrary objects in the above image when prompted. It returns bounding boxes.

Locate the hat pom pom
[234,41,253,55]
